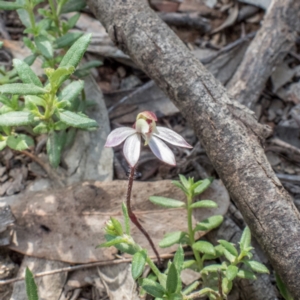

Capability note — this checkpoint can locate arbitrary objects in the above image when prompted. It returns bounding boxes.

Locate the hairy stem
[127,166,161,265]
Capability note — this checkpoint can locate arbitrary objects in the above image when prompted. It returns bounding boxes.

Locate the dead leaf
[1,180,229,263]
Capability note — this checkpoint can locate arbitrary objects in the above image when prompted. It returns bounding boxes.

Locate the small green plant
[102,111,270,300]
[0,0,101,167]
[25,267,39,300]
[275,273,294,300]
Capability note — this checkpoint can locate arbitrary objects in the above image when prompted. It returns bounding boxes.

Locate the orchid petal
[154,126,192,148]
[148,136,176,166]
[123,133,141,167]
[135,118,150,134]
[105,127,136,147]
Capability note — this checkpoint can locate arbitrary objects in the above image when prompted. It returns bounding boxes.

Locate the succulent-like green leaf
[7,134,34,151]
[54,32,83,49]
[173,245,184,273]
[0,111,34,126]
[58,80,84,102]
[149,196,185,208]
[193,178,213,194]
[179,174,190,189]
[192,241,215,255]
[25,267,39,300]
[0,1,23,9]
[224,249,236,263]
[240,226,251,251]
[59,34,91,70]
[194,215,223,232]
[159,231,186,248]
[61,0,86,13]
[58,110,98,129]
[245,260,269,274]
[171,180,188,194]
[275,273,294,300]
[139,278,165,298]
[218,240,238,257]
[13,59,42,87]
[190,200,218,209]
[35,35,53,59]
[0,84,46,95]
[46,131,65,168]
[236,269,256,280]
[166,263,179,294]
[226,265,238,281]
[131,250,147,280]
[201,264,223,274]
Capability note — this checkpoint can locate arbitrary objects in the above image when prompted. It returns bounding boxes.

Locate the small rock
[180,268,201,286]
[0,167,6,177]
[0,174,8,183]
[0,181,12,197]
[120,75,142,90]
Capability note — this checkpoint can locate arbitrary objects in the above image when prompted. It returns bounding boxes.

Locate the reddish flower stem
[127,166,162,266]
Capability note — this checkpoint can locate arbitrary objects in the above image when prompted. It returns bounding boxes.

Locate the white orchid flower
[105,111,192,167]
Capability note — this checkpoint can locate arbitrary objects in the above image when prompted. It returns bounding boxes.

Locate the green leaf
[122,203,130,235]
[166,263,179,294]
[222,277,232,295]
[139,278,165,298]
[218,240,238,257]
[193,178,213,194]
[73,60,103,78]
[275,273,294,300]
[13,59,42,87]
[33,122,48,134]
[0,1,23,9]
[182,280,200,295]
[48,66,75,88]
[149,196,185,208]
[192,241,215,255]
[7,134,34,151]
[58,110,98,129]
[59,34,91,70]
[194,215,223,232]
[190,200,218,209]
[171,180,188,194]
[245,260,269,274]
[0,140,7,151]
[173,245,184,273]
[66,12,80,30]
[54,32,83,49]
[0,111,34,126]
[46,131,65,168]
[104,234,136,255]
[98,236,128,248]
[0,84,46,95]
[61,0,86,13]
[58,80,84,102]
[131,250,147,280]
[240,226,251,251]
[226,265,238,281]
[25,267,39,300]
[110,217,123,236]
[23,37,36,53]
[182,260,196,270]
[223,249,236,263]
[159,231,186,248]
[179,174,190,189]
[35,35,53,59]
[236,269,256,280]
[201,264,223,274]
[202,244,224,261]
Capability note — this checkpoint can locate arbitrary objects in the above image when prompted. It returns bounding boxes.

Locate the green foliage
[0,0,100,169]
[25,268,39,300]
[275,273,294,300]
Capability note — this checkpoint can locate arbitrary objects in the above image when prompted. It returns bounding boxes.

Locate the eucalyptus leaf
[0,111,34,126]
[131,250,147,280]
[149,196,185,208]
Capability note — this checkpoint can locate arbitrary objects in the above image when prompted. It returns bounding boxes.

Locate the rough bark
[87,0,300,297]
[227,0,300,109]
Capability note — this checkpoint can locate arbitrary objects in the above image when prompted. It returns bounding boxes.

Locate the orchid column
[105,111,192,263]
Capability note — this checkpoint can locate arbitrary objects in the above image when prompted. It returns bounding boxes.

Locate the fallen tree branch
[87,0,300,297]
[227,0,300,109]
